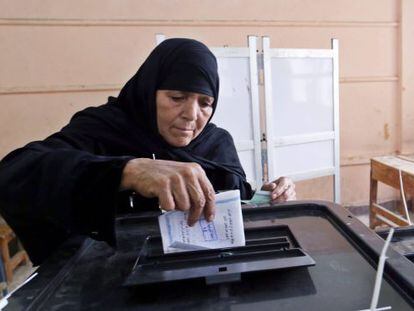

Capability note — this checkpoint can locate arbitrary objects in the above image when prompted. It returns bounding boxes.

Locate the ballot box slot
[145,239,292,260]
[124,224,315,287]
[139,243,303,267]
[141,225,299,257]
[138,248,308,270]
[245,236,290,246]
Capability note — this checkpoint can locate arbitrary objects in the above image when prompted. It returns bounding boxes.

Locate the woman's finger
[198,174,216,222]
[261,182,276,192]
[171,174,191,212]
[268,176,296,202]
[186,177,206,226]
[187,195,204,227]
[283,186,296,201]
[158,184,175,211]
[272,177,290,197]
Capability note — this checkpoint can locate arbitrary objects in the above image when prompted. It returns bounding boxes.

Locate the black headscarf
[118,38,219,135]
[0,38,252,265]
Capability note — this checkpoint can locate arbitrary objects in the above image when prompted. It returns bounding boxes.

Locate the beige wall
[1,0,413,206]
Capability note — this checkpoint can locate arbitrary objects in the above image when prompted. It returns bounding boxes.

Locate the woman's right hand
[120,158,215,226]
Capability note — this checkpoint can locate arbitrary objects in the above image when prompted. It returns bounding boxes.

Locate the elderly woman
[0,38,295,265]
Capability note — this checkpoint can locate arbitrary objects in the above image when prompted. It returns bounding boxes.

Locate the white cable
[369,228,394,311]
[398,169,411,225]
[359,307,391,311]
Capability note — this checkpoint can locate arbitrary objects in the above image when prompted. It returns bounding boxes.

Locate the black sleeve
[199,128,254,200]
[0,133,132,265]
[212,138,254,200]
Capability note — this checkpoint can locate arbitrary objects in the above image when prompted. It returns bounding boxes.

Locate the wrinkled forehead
[158,90,215,102]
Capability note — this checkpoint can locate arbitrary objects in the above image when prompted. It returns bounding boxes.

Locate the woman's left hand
[261,177,296,203]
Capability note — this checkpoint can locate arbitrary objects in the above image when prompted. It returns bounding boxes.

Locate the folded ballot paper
[158,189,245,254]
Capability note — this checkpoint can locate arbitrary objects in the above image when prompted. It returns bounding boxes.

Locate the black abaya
[0,39,253,265]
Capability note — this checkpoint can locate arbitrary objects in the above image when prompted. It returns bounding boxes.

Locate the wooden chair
[0,224,29,283]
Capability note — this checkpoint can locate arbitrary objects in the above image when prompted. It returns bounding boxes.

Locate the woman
[0,38,295,265]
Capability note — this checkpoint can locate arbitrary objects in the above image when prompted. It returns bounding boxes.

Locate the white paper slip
[158,189,246,254]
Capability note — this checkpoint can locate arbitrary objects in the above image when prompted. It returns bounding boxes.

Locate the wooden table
[370,155,414,229]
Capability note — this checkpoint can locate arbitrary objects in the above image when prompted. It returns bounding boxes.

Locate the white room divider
[263,38,340,203]
[209,37,262,190]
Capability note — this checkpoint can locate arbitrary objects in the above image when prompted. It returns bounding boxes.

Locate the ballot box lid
[5,201,414,310]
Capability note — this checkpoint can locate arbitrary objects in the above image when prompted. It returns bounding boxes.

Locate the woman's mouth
[175,126,194,132]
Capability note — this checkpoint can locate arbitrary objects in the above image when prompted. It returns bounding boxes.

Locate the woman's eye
[202,101,213,108]
[171,96,185,102]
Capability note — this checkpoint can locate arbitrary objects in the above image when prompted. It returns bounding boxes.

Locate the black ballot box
[5,201,414,310]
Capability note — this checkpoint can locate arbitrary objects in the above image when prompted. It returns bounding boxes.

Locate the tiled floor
[355,213,369,226]
[347,201,414,229]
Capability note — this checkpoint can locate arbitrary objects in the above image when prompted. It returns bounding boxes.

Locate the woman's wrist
[120,158,148,191]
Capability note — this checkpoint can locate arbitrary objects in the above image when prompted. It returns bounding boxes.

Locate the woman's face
[156,90,214,147]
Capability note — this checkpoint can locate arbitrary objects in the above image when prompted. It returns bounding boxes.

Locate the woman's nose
[181,99,198,121]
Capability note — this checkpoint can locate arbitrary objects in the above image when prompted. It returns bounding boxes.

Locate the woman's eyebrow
[167,91,213,102]
[168,90,185,95]
[200,95,214,102]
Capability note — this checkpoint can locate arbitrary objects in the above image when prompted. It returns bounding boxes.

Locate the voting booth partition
[263,38,340,203]
[210,38,263,190]
[156,35,340,202]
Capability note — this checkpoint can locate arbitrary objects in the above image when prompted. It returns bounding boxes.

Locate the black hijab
[118,38,219,135]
